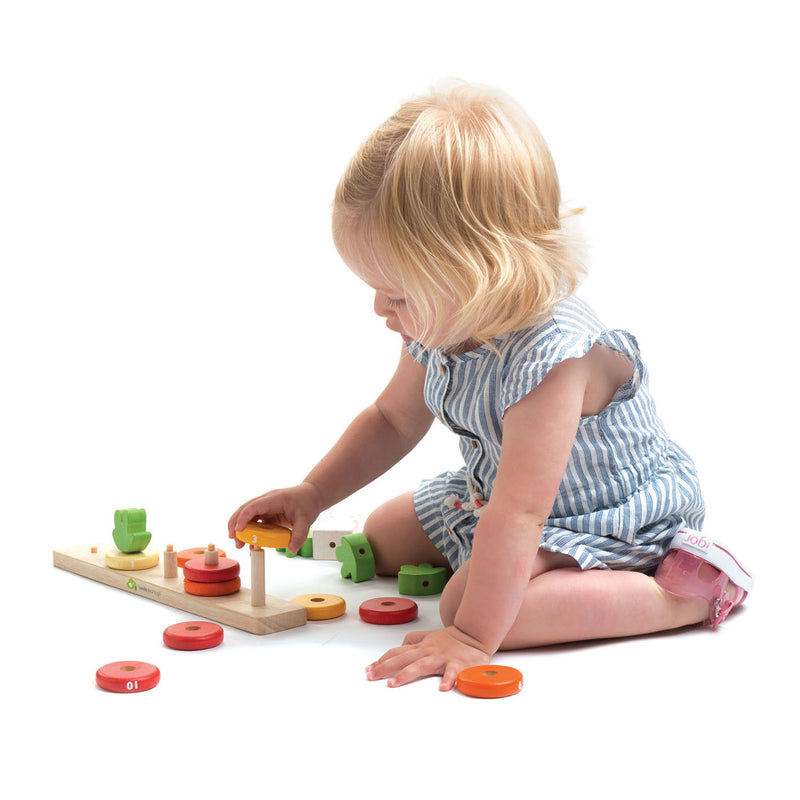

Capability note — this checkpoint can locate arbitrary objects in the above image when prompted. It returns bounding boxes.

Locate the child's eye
[386,297,406,308]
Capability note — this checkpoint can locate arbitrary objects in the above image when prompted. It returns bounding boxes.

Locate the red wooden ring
[183,576,241,596]
[177,547,226,568]
[456,665,523,699]
[358,597,418,625]
[182,557,240,583]
[163,621,224,650]
[96,661,160,693]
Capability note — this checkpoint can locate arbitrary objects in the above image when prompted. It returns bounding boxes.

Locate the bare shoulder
[580,344,634,416]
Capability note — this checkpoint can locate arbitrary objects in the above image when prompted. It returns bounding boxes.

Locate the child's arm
[367,353,590,689]
[228,346,433,552]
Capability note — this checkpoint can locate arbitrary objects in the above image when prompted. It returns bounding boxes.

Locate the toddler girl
[228,81,753,690]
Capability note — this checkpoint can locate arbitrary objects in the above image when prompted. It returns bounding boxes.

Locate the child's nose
[374,293,390,317]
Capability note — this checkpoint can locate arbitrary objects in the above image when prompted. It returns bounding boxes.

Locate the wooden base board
[53,544,307,635]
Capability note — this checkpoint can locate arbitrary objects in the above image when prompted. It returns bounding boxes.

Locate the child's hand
[366,626,492,691]
[227,481,323,554]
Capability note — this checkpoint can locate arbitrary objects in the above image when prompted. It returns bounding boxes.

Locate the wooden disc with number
[183,576,241,596]
[358,597,418,625]
[177,547,227,568]
[96,661,160,693]
[104,548,160,571]
[292,594,346,620]
[163,621,224,650]
[182,557,240,583]
[235,523,292,549]
[456,665,523,698]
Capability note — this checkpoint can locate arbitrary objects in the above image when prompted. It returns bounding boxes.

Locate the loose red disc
[163,621,224,650]
[177,547,226,568]
[358,597,418,625]
[456,665,523,698]
[182,557,240,583]
[96,661,160,693]
[184,576,241,596]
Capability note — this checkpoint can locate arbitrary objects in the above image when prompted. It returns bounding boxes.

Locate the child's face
[336,234,422,344]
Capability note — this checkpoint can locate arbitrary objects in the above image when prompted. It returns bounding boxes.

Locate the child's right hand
[227,481,324,554]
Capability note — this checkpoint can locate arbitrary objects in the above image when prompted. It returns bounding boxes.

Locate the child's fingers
[386,656,444,688]
[402,630,432,646]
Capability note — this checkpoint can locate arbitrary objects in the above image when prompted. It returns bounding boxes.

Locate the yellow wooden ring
[105,548,160,571]
[235,523,291,549]
[291,594,346,620]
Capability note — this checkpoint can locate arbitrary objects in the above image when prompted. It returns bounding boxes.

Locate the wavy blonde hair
[332,80,586,350]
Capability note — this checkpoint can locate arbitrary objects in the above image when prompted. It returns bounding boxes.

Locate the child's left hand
[366,626,492,691]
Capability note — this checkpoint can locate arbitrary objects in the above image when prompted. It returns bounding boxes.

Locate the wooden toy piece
[236,522,291,549]
[163,621,224,650]
[456,665,523,699]
[398,563,449,596]
[281,537,313,558]
[359,597,418,625]
[54,544,306,635]
[177,547,226,567]
[163,544,178,579]
[335,533,375,583]
[112,508,152,553]
[250,547,265,607]
[204,544,219,566]
[183,556,241,583]
[291,594,346,620]
[91,546,98,554]
[184,576,241,596]
[96,661,160,693]
[311,529,346,561]
[105,548,160,571]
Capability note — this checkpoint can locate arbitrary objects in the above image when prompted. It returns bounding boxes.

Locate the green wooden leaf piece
[112,508,152,553]
[398,563,448,595]
[335,533,375,582]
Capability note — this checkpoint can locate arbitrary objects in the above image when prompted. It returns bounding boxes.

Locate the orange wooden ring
[358,597,418,624]
[182,556,240,583]
[177,547,226,567]
[96,661,160,693]
[183,576,241,596]
[163,621,224,650]
[235,522,291,549]
[291,594,346,620]
[456,665,523,698]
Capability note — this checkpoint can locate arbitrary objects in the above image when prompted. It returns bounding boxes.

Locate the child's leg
[440,556,709,649]
[363,492,451,576]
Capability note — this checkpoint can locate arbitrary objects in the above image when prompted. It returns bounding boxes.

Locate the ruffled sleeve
[499,326,643,416]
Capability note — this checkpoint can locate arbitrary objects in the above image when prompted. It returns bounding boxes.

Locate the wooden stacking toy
[183,544,241,597]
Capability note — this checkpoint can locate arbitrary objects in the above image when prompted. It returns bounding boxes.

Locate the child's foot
[654,530,754,629]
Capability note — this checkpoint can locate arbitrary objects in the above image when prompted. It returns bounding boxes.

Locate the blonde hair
[332,80,586,350]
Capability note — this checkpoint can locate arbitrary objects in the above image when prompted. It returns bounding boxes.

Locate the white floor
[4,2,797,796]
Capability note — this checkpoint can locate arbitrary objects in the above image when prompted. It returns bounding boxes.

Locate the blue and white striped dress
[407,296,705,572]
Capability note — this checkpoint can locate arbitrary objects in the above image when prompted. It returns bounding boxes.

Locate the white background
[2,1,797,796]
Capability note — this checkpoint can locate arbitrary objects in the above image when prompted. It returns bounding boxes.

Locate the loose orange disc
[183,576,241,596]
[359,597,418,624]
[96,661,160,693]
[163,621,224,650]
[291,594,346,620]
[235,522,291,549]
[182,557,240,583]
[177,547,226,567]
[456,665,523,699]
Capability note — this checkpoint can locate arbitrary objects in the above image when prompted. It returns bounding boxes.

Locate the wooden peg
[250,547,265,607]
[204,543,219,566]
[163,544,178,579]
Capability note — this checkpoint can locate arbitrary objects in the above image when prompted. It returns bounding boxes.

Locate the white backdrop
[2,1,797,796]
